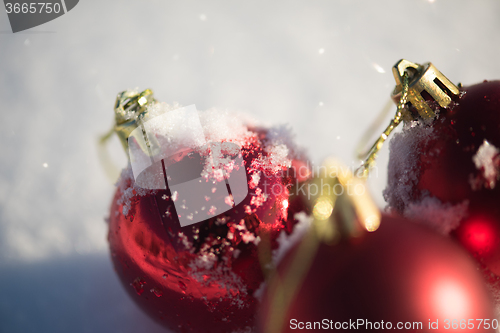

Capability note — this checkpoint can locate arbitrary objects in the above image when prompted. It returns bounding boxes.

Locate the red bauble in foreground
[107,96,309,332]
[259,215,495,333]
[385,80,500,279]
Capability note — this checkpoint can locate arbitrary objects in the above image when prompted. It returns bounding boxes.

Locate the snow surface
[2,0,500,332]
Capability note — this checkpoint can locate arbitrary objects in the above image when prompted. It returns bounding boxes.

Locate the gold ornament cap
[113,89,156,154]
[391,59,460,120]
[98,89,158,182]
[357,59,461,177]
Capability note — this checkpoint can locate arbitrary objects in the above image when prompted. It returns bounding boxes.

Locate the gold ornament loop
[391,59,459,120]
[98,89,157,182]
[357,59,460,179]
[357,71,410,178]
[113,89,156,152]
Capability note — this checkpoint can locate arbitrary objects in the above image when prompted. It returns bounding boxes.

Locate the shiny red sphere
[108,128,309,333]
[385,81,500,277]
[258,216,495,333]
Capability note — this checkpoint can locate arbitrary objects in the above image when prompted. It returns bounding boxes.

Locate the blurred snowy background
[1,0,500,332]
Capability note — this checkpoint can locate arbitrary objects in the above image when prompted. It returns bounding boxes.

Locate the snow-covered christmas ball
[384,80,500,288]
[108,96,310,332]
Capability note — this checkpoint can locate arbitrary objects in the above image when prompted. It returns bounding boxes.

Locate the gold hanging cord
[357,59,460,178]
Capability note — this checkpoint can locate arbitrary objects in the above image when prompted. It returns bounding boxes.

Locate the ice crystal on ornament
[187,251,249,308]
[404,197,469,235]
[249,171,261,189]
[150,287,163,297]
[131,277,147,295]
[250,187,268,208]
[250,124,301,176]
[225,195,234,206]
[177,231,193,251]
[116,165,153,216]
[471,140,500,190]
[208,205,217,215]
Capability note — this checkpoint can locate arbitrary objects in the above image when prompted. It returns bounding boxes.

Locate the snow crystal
[250,187,268,208]
[471,140,500,190]
[253,281,266,302]
[249,171,261,189]
[207,205,217,215]
[224,195,234,207]
[116,165,153,216]
[187,253,249,308]
[198,107,256,146]
[177,231,193,250]
[258,144,291,174]
[251,124,305,176]
[403,196,468,235]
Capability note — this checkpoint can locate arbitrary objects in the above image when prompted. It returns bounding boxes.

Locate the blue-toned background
[1,1,500,332]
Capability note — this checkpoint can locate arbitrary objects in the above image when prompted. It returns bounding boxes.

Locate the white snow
[383,121,436,212]
[383,118,470,236]
[2,0,500,331]
[115,164,153,216]
[471,140,500,190]
[403,197,469,235]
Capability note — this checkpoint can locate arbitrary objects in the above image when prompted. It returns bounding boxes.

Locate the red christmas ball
[385,80,500,279]
[108,121,309,332]
[258,215,495,333]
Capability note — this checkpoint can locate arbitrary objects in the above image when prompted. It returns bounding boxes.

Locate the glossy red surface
[259,216,495,333]
[385,81,500,277]
[108,129,309,333]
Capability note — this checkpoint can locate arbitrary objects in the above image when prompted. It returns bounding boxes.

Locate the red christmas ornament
[106,90,310,332]
[382,60,500,281]
[260,216,495,333]
[258,163,495,333]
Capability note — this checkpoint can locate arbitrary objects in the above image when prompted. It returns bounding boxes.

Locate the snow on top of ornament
[145,101,256,151]
[134,102,301,183]
[383,120,472,235]
[115,165,153,216]
[403,197,468,235]
[470,140,500,190]
[383,122,436,212]
[116,103,303,221]
[255,124,303,175]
